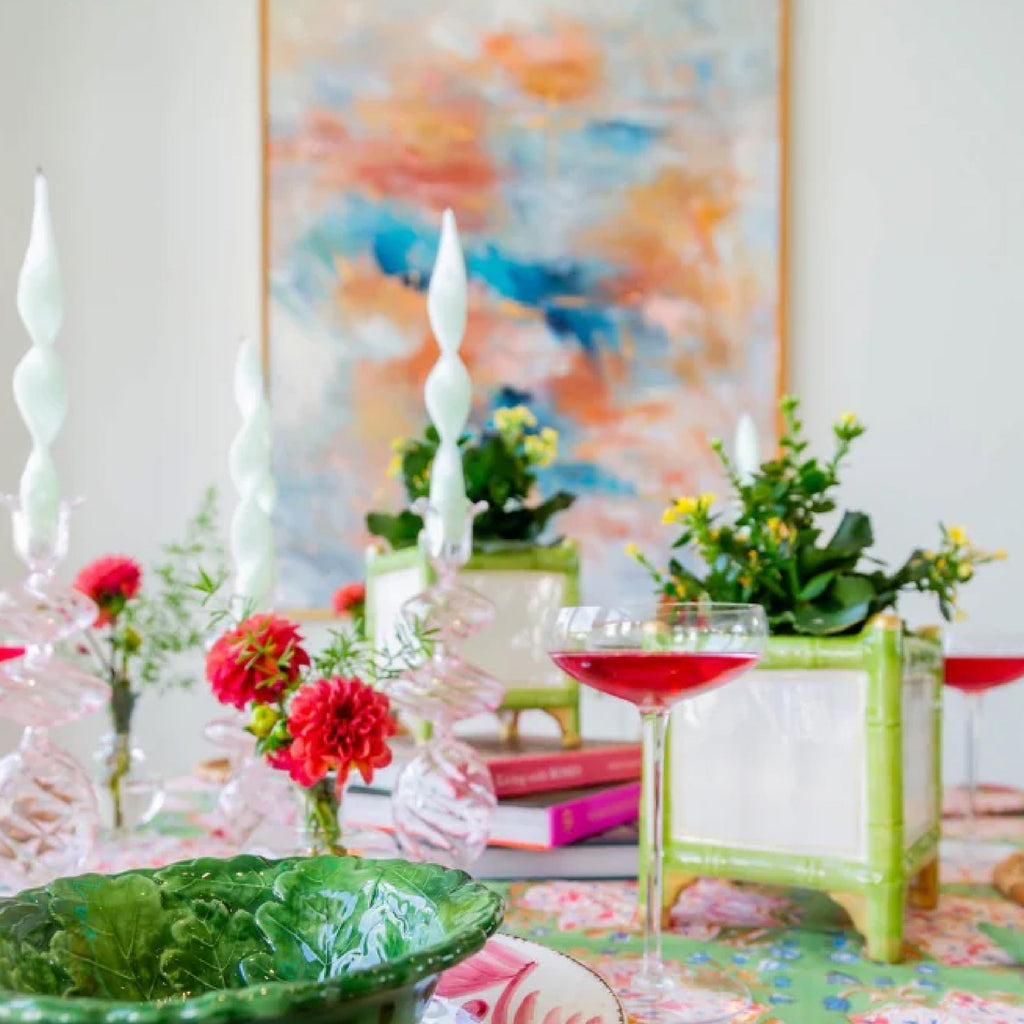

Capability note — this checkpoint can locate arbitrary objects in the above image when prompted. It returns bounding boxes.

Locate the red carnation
[284,676,397,788]
[73,556,142,627]
[332,582,366,617]
[205,613,310,711]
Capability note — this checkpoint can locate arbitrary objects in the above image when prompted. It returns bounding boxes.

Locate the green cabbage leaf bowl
[0,853,504,1024]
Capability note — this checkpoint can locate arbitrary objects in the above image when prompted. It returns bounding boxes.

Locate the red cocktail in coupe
[944,655,1024,694]
[547,602,767,1024]
[944,634,1024,840]
[550,650,760,709]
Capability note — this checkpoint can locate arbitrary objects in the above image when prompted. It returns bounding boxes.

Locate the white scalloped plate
[430,933,626,1024]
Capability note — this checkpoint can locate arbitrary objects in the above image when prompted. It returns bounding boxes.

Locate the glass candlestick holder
[0,499,109,889]
[383,500,505,870]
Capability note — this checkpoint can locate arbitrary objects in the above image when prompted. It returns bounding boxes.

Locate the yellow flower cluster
[523,426,559,467]
[386,453,403,479]
[493,404,537,439]
[661,492,715,525]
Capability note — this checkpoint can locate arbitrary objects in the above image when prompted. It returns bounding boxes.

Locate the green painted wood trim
[366,540,581,579]
[904,827,940,876]
[863,617,905,886]
[759,635,865,671]
[663,842,882,889]
[500,687,579,709]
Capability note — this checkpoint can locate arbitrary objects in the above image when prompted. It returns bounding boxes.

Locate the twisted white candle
[14,171,67,549]
[229,338,275,604]
[425,209,472,548]
[735,413,760,485]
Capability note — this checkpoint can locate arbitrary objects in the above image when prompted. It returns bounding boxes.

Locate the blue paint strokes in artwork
[541,463,637,497]
[543,305,616,355]
[290,197,625,352]
[585,119,661,154]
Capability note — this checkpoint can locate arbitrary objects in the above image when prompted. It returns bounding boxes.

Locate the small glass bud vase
[92,728,165,835]
[0,499,108,888]
[296,777,344,856]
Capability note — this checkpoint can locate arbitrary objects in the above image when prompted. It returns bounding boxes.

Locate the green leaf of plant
[159,899,265,994]
[365,510,422,550]
[825,511,874,558]
[798,571,836,602]
[792,574,876,636]
[48,873,173,1000]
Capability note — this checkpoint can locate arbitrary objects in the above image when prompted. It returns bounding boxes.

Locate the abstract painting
[264,0,786,609]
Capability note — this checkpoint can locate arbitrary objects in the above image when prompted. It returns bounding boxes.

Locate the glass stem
[640,709,669,987]
[965,692,983,837]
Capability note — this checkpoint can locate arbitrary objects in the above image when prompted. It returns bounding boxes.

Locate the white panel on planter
[370,565,424,654]
[669,670,867,860]
[457,570,569,689]
[902,669,938,846]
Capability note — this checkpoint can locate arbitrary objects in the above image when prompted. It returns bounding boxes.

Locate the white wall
[0,0,1022,786]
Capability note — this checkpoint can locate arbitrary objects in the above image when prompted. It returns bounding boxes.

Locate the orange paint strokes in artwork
[305,88,497,228]
[333,262,425,335]
[583,167,750,385]
[589,167,737,302]
[482,22,603,103]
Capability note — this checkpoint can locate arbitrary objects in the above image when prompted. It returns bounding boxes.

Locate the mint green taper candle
[424,209,472,549]
[13,171,66,551]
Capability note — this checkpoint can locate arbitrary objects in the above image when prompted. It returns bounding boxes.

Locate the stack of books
[346,734,642,879]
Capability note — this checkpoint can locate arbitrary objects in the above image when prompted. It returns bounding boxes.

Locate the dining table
[79,779,1024,1024]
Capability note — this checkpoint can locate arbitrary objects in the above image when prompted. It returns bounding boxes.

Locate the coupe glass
[547,601,768,1024]
[944,632,1024,847]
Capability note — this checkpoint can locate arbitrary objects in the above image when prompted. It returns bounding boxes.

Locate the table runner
[83,781,1024,1023]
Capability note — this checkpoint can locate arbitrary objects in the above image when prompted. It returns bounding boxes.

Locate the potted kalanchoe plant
[365,403,584,745]
[204,609,420,855]
[630,397,1003,633]
[628,397,1004,963]
[73,488,227,834]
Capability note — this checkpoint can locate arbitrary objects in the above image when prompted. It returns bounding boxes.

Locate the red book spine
[489,747,641,799]
[547,782,641,847]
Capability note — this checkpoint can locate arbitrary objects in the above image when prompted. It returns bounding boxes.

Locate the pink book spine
[490,747,641,799]
[547,782,642,848]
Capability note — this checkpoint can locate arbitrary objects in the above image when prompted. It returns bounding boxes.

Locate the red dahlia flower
[332,582,366,617]
[205,613,310,710]
[284,676,397,788]
[73,555,142,627]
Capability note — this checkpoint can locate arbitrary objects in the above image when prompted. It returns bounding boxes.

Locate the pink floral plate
[429,933,626,1024]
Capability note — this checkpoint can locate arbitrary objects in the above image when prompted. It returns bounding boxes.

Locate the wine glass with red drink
[548,602,768,1024]
[944,633,1024,844]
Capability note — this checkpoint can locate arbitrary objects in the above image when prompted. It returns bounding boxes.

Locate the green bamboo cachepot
[366,540,582,746]
[0,854,504,1024]
[659,615,942,963]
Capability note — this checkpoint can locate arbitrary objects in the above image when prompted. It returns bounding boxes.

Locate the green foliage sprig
[121,487,230,693]
[366,404,575,550]
[630,397,1005,636]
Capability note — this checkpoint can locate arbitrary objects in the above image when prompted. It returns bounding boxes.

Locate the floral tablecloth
[93,781,1024,1024]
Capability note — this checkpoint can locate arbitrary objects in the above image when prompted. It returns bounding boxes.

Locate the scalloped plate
[431,934,625,1024]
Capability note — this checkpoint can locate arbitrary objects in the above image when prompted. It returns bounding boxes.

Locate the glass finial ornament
[384,211,505,869]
